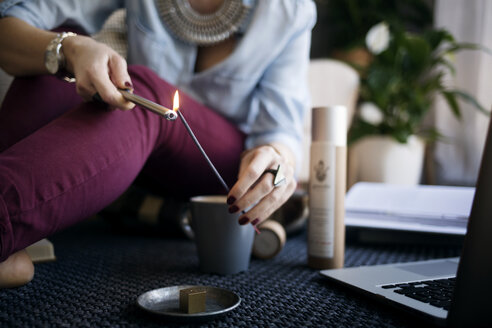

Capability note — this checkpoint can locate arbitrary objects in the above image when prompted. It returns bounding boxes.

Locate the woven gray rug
[0,218,461,327]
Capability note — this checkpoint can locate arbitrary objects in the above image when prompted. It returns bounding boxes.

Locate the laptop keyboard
[380,277,455,310]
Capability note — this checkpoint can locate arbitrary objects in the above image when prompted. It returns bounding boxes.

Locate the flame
[173,90,179,111]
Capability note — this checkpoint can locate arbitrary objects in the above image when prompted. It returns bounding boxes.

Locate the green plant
[348,22,489,145]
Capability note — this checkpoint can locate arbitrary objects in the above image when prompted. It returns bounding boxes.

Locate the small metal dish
[137,285,241,322]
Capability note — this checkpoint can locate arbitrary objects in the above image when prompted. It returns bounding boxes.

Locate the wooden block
[179,288,207,314]
[25,239,56,263]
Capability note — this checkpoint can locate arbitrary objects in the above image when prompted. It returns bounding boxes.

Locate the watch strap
[45,31,77,77]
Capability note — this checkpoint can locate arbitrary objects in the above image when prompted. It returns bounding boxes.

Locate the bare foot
[0,249,34,288]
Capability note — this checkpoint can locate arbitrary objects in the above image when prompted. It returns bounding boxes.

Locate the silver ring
[264,164,286,188]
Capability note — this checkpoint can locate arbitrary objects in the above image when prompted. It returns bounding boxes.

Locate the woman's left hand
[227,143,297,228]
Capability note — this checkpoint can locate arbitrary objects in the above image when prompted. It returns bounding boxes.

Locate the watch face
[45,51,59,74]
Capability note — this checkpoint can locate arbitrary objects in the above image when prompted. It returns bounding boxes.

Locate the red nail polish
[251,218,260,226]
[228,205,239,214]
[125,81,133,89]
[239,217,249,225]
[227,196,236,205]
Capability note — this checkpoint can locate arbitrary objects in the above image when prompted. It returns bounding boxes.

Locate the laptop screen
[448,116,492,326]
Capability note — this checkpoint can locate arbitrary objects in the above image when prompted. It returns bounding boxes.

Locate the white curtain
[433,0,492,186]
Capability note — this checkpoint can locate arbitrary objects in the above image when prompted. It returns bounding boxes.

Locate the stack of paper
[345,182,475,235]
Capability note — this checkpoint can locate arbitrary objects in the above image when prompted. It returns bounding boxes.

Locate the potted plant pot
[348,135,425,186]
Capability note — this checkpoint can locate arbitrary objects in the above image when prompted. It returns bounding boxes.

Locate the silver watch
[44,32,77,76]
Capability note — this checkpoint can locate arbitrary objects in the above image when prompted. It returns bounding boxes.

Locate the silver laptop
[321,117,492,327]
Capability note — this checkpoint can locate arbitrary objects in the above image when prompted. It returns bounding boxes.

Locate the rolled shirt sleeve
[0,0,123,34]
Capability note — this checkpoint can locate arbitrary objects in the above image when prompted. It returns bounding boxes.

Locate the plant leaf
[451,90,490,115]
[419,127,445,142]
[441,91,461,119]
[441,42,492,56]
[435,57,456,75]
[403,35,431,74]
[425,29,454,50]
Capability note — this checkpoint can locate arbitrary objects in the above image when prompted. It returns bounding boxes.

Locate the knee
[127,65,177,106]
[127,65,173,88]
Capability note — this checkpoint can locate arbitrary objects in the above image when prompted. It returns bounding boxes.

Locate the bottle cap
[252,220,286,259]
[312,106,347,146]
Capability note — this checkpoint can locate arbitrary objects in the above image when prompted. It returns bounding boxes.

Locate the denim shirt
[0,0,316,170]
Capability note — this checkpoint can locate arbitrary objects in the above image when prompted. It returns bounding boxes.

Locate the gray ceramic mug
[189,195,255,275]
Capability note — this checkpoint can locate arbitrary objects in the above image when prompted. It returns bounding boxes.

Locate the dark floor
[0,217,461,327]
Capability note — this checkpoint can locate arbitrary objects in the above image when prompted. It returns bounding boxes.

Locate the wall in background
[432,0,492,186]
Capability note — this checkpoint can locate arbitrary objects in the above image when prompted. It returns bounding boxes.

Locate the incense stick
[177,110,230,193]
[177,110,261,234]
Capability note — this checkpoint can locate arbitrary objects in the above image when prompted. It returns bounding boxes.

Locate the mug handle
[179,208,195,240]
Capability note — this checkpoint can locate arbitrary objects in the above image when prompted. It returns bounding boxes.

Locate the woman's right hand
[62,35,135,110]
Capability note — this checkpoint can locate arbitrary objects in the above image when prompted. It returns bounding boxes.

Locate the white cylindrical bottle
[308,106,347,269]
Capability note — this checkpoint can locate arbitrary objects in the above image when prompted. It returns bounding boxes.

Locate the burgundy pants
[0,65,245,261]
